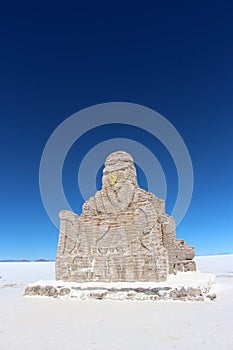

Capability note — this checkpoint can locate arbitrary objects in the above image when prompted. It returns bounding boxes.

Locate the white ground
[0,255,233,350]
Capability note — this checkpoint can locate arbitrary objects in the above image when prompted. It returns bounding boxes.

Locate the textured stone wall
[56,151,196,282]
[25,283,217,301]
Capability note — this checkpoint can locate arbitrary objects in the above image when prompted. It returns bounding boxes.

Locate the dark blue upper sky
[1,1,233,259]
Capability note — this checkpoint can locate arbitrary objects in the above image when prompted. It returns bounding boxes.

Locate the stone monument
[56,151,196,282]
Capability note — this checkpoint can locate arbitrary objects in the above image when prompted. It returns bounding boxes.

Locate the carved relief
[56,151,196,282]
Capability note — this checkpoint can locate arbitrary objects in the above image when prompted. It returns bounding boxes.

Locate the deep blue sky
[0,1,233,259]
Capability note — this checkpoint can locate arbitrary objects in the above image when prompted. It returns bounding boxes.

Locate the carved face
[107,172,118,187]
[102,151,138,188]
[102,168,137,189]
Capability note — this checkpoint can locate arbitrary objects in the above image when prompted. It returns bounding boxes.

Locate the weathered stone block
[56,151,196,282]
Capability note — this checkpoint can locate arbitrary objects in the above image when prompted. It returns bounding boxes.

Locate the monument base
[24,272,216,301]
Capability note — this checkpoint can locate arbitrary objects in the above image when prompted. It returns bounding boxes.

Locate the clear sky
[0,1,233,260]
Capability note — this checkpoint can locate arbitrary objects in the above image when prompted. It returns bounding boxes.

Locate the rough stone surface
[24,283,212,301]
[56,151,196,282]
[24,285,59,297]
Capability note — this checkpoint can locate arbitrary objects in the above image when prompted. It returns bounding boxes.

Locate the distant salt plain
[0,255,233,350]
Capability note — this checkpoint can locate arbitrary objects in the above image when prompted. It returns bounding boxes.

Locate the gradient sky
[0,1,233,260]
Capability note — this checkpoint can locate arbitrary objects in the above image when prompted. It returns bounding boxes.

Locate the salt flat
[0,255,233,350]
